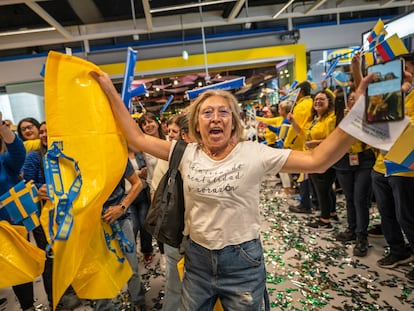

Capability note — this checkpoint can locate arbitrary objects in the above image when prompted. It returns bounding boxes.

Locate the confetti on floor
[1,174,413,310]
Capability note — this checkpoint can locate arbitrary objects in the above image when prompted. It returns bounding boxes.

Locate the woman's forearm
[282,127,354,173]
[91,71,171,160]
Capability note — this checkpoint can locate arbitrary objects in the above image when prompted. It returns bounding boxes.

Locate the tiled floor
[2,174,414,310]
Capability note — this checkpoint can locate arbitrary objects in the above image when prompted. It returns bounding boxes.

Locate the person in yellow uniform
[372,53,414,282]
[284,81,315,213]
[333,91,376,257]
[257,101,294,193]
[254,105,279,147]
[289,90,337,228]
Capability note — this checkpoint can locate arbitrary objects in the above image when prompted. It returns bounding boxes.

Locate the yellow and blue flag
[364,51,378,67]
[246,104,256,119]
[332,71,349,87]
[384,125,414,175]
[367,19,387,50]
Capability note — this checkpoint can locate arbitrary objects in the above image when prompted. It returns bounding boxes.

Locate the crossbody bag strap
[169,140,187,171]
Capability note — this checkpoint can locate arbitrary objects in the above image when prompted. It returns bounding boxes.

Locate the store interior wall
[0,21,375,87]
[1,16,412,124]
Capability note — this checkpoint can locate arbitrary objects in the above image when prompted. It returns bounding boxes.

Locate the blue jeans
[181,238,266,311]
[94,217,145,310]
[336,167,372,237]
[130,188,153,254]
[371,171,414,257]
[163,244,184,311]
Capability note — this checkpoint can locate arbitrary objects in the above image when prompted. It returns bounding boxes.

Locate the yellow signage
[327,48,358,64]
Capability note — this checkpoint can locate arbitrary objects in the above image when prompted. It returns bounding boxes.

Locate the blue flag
[324,58,339,80]
[186,77,245,100]
[121,48,138,111]
[160,95,174,113]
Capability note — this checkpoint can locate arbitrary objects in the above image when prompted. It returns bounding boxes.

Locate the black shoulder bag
[145,140,187,248]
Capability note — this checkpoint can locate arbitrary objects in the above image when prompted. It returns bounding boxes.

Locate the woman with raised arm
[91,70,403,311]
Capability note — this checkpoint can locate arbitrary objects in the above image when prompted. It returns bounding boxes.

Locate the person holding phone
[371,53,414,283]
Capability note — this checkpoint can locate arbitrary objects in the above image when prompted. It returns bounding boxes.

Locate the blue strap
[103,218,135,263]
[43,141,82,256]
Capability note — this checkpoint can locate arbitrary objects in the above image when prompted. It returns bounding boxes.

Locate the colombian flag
[367,19,387,49]
[376,34,409,62]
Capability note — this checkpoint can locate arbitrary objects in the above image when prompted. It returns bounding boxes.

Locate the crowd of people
[0,49,413,311]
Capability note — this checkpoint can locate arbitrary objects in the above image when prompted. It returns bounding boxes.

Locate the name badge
[349,153,359,166]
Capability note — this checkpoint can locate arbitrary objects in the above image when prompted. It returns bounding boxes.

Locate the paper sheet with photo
[339,95,410,151]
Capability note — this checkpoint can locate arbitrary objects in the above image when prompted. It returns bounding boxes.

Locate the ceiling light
[150,0,237,13]
[182,50,189,60]
[0,27,55,37]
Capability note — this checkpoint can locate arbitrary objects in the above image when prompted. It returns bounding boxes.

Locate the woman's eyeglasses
[21,124,35,132]
[200,108,231,119]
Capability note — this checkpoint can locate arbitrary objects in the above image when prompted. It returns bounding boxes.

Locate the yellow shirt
[348,140,372,154]
[374,90,414,176]
[255,115,283,145]
[304,111,336,151]
[23,139,41,152]
[284,96,313,150]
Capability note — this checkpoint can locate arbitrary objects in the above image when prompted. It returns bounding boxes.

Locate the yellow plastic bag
[44,51,131,306]
[177,258,224,311]
[0,221,45,287]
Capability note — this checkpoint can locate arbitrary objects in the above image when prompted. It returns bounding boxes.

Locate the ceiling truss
[0,0,412,53]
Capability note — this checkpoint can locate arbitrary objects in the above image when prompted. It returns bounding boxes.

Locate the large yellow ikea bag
[43,51,131,307]
[0,221,45,287]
